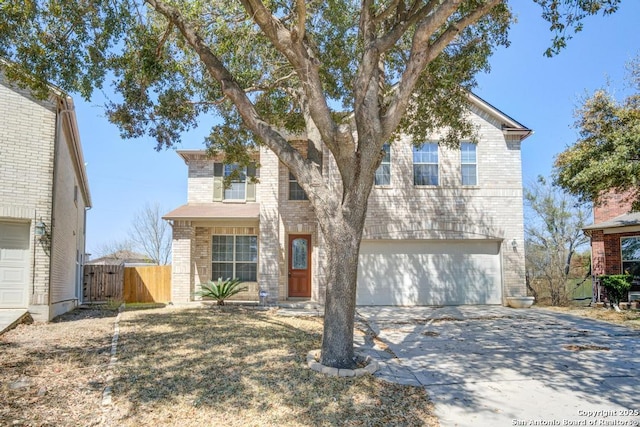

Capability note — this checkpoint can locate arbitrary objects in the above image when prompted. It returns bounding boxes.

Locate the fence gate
[83,265,124,302]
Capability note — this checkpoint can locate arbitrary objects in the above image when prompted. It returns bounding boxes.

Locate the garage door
[0,222,30,308]
[357,240,502,306]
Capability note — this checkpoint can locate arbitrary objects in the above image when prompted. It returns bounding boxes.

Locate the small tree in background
[525,177,591,306]
[93,239,136,260]
[91,203,171,264]
[130,202,172,265]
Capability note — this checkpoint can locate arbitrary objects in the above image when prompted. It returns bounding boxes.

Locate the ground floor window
[212,235,258,281]
[621,236,640,278]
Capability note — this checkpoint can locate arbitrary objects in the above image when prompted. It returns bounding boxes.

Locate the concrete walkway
[354,306,640,427]
[0,309,29,335]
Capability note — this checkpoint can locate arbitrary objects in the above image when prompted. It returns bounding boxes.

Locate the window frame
[211,235,258,282]
[223,164,247,201]
[374,143,391,186]
[621,236,640,279]
[460,142,478,186]
[413,143,439,186]
[288,172,309,200]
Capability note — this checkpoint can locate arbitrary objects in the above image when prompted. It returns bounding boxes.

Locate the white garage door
[0,222,30,308]
[357,240,502,306]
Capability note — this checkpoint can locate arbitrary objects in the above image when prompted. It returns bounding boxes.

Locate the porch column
[171,220,195,303]
[258,147,280,303]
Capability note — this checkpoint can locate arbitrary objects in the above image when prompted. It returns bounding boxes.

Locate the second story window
[213,162,257,202]
[413,143,438,186]
[375,143,391,186]
[224,164,247,200]
[461,142,477,186]
[289,172,308,200]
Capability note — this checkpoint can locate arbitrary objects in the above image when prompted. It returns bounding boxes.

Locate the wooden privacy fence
[83,265,172,303]
[123,265,172,303]
[83,265,124,302]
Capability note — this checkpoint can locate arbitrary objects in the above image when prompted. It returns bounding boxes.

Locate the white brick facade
[166,94,529,305]
[0,74,91,321]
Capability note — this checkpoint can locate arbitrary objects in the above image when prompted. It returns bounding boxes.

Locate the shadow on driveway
[356,306,640,427]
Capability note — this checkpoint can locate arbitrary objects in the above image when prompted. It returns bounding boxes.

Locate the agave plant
[196,278,248,306]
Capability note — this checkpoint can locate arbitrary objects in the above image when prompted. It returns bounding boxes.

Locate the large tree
[555,55,640,208]
[0,0,620,368]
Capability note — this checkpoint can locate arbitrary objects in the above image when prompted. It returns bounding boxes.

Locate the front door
[288,235,311,298]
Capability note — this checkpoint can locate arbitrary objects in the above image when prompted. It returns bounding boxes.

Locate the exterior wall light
[35,220,47,236]
[511,239,517,250]
[34,219,51,256]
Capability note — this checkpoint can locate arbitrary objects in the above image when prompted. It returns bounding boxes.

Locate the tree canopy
[554,55,640,209]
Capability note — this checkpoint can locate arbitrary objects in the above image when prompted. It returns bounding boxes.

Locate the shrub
[196,278,248,306]
[599,274,632,306]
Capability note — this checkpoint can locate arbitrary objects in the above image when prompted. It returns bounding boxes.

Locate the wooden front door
[288,235,311,298]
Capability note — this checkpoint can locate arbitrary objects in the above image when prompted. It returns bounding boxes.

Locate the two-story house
[164,93,531,306]
[0,72,91,322]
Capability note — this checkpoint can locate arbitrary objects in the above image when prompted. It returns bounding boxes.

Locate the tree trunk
[320,221,363,369]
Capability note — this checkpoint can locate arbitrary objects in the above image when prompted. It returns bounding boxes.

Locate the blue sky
[75,1,640,256]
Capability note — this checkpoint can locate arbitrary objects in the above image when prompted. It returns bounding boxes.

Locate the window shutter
[213,163,223,201]
[246,163,257,202]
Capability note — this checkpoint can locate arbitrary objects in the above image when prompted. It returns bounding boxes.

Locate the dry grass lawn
[1,306,438,427]
[542,305,640,329]
[0,308,117,426]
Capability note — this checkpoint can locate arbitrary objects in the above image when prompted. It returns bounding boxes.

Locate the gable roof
[467,92,532,141]
[86,250,154,265]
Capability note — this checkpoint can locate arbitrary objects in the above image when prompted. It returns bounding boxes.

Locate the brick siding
[170,102,527,303]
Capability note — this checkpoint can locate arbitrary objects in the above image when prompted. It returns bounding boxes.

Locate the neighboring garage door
[0,222,30,308]
[357,240,502,306]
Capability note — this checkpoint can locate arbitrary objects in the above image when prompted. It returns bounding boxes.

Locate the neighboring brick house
[0,72,91,321]
[164,93,531,306]
[583,190,640,301]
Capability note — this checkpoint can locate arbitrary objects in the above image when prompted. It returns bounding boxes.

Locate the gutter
[58,96,92,208]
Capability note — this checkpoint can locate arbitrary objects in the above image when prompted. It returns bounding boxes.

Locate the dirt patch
[563,344,610,352]
[423,331,440,337]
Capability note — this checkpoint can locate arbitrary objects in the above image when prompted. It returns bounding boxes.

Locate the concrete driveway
[355,306,640,427]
